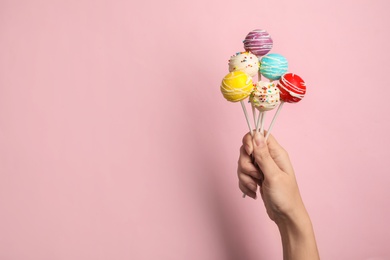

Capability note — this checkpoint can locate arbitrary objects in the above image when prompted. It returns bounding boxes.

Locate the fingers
[252,132,280,178]
[238,174,257,199]
[242,132,253,155]
[238,144,262,199]
[238,146,263,180]
[266,133,294,174]
[238,131,294,200]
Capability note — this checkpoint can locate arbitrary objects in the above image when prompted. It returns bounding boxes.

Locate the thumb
[252,132,280,177]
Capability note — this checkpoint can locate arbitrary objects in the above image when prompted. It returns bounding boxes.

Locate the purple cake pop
[243,29,273,57]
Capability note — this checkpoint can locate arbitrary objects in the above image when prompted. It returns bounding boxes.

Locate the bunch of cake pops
[220,29,306,139]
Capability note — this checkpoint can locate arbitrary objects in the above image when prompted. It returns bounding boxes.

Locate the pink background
[1,0,389,259]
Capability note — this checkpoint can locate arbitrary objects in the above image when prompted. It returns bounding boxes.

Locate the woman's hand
[237,132,320,259]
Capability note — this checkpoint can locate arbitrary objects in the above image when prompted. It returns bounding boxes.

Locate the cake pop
[265,73,306,140]
[220,71,253,102]
[250,81,280,111]
[250,81,280,133]
[228,51,259,77]
[260,53,288,81]
[221,71,255,135]
[278,73,306,103]
[243,29,273,57]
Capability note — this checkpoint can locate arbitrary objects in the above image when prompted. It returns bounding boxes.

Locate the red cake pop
[265,73,307,140]
[277,73,306,103]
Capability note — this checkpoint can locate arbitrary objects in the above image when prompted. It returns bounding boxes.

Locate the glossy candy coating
[277,73,306,103]
[260,53,288,80]
[243,29,273,57]
[228,51,259,77]
[221,71,254,102]
[250,81,280,111]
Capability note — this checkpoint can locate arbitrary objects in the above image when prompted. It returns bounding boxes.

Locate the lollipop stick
[242,100,255,199]
[265,102,284,140]
[245,116,263,198]
[240,100,253,136]
[252,105,257,129]
[256,111,262,132]
[260,112,266,134]
[245,106,262,199]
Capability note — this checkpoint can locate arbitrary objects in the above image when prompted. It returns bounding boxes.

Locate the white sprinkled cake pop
[228,51,259,77]
[250,81,280,112]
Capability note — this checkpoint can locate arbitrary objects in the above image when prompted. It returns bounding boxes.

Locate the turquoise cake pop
[260,53,288,81]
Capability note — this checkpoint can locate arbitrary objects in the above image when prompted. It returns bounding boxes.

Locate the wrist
[274,204,310,229]
[276,208,313,238]
[276,207,319,260]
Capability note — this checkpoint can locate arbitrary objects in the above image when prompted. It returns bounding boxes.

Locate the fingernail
[254,133,265,147]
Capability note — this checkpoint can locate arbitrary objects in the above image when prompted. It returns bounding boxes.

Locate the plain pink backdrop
[1,0,389,259]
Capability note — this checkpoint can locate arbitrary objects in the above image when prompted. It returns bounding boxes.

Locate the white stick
[252,105,257,129]
[265,102,284,140]
[243,100,255,199]
[244,68,261,199]
[260,112,266,134]
[256,110,262,132]
[240,100,253,136]
[246,108,262,199]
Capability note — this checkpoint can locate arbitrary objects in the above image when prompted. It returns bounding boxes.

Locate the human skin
[237,132,320,260]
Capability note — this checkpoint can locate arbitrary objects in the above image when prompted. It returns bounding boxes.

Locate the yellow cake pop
[220,71,253,102]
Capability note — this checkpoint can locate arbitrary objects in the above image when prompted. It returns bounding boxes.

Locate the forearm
[276,209,320,260]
